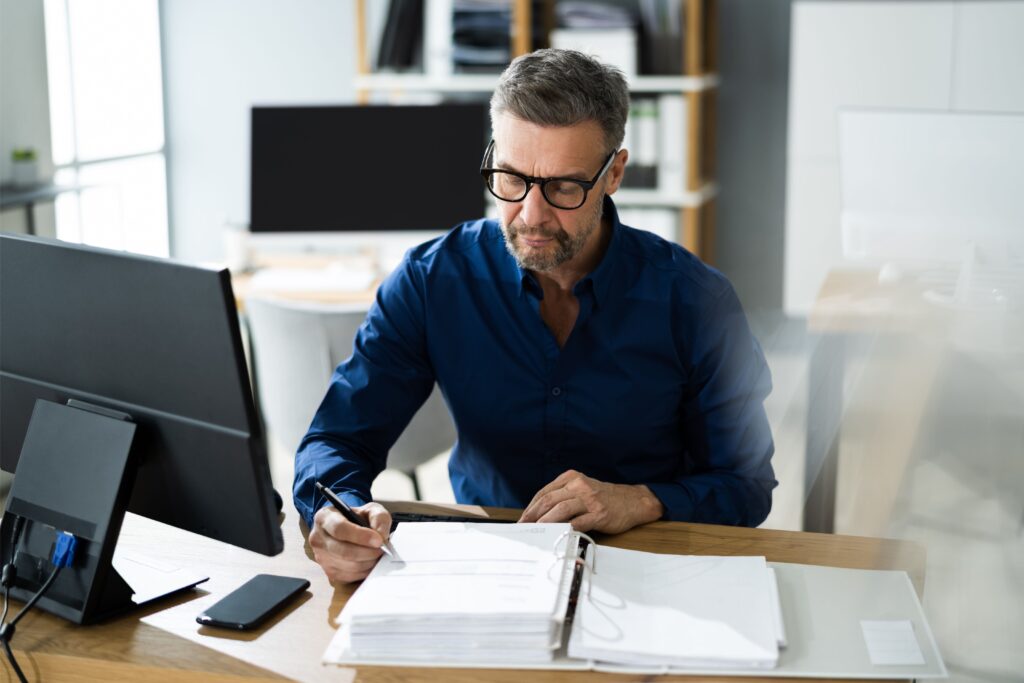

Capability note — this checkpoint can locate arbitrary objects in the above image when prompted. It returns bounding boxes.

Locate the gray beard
[500,197,603,272]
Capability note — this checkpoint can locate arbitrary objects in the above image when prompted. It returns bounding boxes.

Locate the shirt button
[551,387,562,397]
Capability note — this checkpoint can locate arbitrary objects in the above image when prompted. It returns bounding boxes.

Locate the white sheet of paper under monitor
[838,109,1024,265]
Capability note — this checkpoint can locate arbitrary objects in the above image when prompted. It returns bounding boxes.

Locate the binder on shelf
[622,96,659,189]
[452,0,511,74]
[376,0,424,71]
[657,93,687,193]
[424,0,454,78]
[638,0,684,75]
[618,207,679,243]
[323,522,946,678]
[550,28,638,76]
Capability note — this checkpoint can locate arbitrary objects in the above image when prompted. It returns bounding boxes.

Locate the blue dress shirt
[294,197,776,529]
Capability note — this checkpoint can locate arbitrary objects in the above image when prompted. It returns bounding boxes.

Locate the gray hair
[490,48,630,153]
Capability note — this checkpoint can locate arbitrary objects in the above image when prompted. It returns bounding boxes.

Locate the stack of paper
[336,522,576,664]
[568,546,781,670]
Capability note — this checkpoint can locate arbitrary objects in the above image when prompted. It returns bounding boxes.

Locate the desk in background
[230,253,381,309]
[6,501,925,682]
[0,183,84,236]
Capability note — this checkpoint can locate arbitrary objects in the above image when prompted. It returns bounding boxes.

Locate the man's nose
[518,183,552,225]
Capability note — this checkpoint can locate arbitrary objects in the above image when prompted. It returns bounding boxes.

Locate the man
[294,49,776,584]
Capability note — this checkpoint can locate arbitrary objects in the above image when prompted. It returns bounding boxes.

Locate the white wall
[160,0,358,263]
[0,0,56,236]
[784,1,1024,314]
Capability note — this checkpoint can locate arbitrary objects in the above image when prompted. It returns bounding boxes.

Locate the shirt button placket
[547,385,567,473]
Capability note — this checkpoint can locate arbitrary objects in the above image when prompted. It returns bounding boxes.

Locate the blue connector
[51,532,78,568]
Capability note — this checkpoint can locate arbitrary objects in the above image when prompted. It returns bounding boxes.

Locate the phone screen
[196,574,310,630]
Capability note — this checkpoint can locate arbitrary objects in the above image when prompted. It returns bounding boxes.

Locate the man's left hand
[518,470,664,534]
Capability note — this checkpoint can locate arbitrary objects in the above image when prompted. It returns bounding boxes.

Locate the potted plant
[11,148,39,187]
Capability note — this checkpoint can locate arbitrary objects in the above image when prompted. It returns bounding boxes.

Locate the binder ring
[551,529,599,598]
[553,529,597,575]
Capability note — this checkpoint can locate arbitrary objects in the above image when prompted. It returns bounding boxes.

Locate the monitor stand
[0,399,207,624]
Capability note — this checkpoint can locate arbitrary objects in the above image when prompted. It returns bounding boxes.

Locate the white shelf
[356,74,498,92]
[355,73,719,94]
[628,74,720,92]
[615,183,718,208]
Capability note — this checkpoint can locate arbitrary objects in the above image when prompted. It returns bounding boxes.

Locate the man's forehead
[492,116,605,173]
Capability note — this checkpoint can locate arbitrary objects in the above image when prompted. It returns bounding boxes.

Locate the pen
[314,481,400,560]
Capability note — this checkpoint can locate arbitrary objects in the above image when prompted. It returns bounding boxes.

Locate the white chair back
[245,296,455,496]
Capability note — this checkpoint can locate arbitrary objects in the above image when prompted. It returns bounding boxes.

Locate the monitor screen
[0,234,282,559]
[250,104,489,233]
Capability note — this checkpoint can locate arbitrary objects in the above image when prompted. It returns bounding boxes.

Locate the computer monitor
[249,103,489,249]
[0,233,283,623]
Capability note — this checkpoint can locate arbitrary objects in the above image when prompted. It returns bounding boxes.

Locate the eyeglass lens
[486,172,586,209]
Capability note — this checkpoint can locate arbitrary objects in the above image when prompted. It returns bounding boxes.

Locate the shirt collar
[510,194,624,308]
[575,194,623,309]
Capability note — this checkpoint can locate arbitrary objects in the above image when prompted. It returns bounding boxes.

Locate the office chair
[244,296,456,500]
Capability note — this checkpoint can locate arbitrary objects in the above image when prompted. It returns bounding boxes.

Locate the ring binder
[552,529,598,598]
[553,529,598,573]
[324,522,946,678]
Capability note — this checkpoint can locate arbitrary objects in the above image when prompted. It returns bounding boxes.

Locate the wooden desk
[5,502,924,682]
[0,183,85,236]
[230,254,379,309]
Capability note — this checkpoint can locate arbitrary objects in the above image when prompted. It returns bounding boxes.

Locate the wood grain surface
[2,502,923,682]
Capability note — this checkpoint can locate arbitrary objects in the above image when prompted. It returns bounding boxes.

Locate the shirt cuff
[318,488,371,514]
[643,481,696,523]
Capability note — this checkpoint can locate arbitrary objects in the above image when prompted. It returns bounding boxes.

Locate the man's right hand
[309,501,393,584]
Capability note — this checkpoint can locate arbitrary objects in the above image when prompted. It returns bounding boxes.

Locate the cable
[7,563,62,630]
[1,567,13,626]
[2,634,27,683]
[1,516,27,635]
[0,528,77,683]
[0,517,28,683]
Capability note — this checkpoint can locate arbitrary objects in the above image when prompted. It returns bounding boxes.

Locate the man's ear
[605,149,629,195]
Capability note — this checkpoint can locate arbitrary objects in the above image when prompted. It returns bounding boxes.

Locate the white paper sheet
[861,620,926,666]
[568,547,779,669]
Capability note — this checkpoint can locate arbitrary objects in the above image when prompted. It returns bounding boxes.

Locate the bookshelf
[353,73,719,93]
[353,0,719,263]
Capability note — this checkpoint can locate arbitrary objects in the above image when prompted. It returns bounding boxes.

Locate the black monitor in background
[0,233,282,624]
[250,103,489,233]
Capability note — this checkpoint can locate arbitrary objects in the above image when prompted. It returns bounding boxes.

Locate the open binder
[324,522,947,679]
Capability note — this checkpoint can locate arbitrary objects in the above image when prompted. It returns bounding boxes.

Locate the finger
[318,507,387,548]
[315,531,385,562]
[537,497,589,524]
[362,503,393,542]
[520,470,583,521]
[322,557,380,585]
[534,469,581,499]
[569,512,600,533]
[520,486,577,523]
[520,486,564,522]
[313,536,380,570]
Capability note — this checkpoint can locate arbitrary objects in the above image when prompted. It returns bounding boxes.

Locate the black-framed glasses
[479,139,618,210]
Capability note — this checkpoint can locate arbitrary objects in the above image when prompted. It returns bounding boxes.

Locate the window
[44,0,168,256]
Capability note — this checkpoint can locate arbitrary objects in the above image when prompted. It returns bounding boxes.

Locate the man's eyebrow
[494,157,590,181]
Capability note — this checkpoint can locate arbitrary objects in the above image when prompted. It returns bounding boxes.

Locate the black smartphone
[196,574,310,630]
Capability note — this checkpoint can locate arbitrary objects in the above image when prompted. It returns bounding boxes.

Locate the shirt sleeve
[645,282,777,527]
[292,257,436,528]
